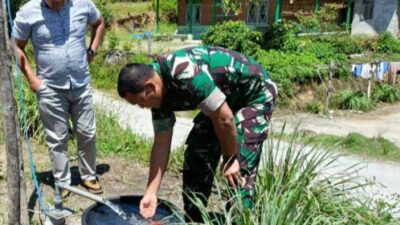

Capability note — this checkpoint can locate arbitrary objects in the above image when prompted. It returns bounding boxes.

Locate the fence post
[1,0,21,223]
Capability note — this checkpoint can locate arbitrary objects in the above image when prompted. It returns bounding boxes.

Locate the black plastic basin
[81,195,182,225]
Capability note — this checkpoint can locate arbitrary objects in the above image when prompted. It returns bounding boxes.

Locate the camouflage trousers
[182,82,277,223]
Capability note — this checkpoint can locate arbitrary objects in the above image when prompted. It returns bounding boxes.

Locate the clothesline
[351,61,400,82]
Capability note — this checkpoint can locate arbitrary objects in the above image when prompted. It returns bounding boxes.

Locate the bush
[372,84,400,103]
[96,0,113,27]
[263,22,300,52]
[108,33,120,50]
[303,41,347,64]
[91,50,130,91]
[131,53,153,64]
[318,35,364,55]
[371,32,400,54]
[152,0,177,23]
[187,132,398,225]
[202,21,263,57]
[336,90,375,111]
[305,102,322,114]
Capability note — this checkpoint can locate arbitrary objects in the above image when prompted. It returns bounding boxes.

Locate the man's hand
[221,158,245,188]
[29,76,42,93]
[140,193,158,219]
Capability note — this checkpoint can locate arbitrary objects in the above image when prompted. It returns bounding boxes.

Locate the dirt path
[272,102,400,147]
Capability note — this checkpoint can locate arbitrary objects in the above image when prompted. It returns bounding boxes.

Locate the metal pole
[346,0,352,32]
[314,0,319,13]
[1,0,21,223]
[156,0,160,33]
[189,0,193,34]
[274,0,282,24]
[212,0,216,25]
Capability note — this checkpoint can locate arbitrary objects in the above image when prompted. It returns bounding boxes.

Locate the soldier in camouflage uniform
[117,46,277,222]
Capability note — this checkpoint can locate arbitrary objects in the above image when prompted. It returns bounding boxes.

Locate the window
[186,1,202,25]
[247,0,268,26]
[361,0,374,21]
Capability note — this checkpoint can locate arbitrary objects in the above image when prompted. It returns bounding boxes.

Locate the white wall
[351,0,398,36]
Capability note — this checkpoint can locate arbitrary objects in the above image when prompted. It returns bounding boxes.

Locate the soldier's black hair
[118,63,155,97]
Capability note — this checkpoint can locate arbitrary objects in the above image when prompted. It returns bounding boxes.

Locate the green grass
[336,90,375,112]
[187,132,399,225]
[107,1,152,20]
[95,108,152,163]
[272,131,400,162]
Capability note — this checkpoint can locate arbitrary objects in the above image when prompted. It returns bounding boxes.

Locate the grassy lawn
[272,131,400,162]
[108,1,152,20]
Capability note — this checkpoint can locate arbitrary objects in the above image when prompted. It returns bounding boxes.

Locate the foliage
[95,108,151,162]
[96,0,113,27]
[108,33,120,50]
[303,41,347,64]
[263,22,300,52]
[370,32,400,54]
[256,49,322,97]
[317,35,364,55]
[91,50,130,91]
[336,90,375,112]
[202,21,262,57]
[152,0,177,23]
[131,53,153,64]
[297,14,320,32]
[372,84,400,103]
[168,145,185,174]
[305,102,322,114]
[14,77,45,143]
[187,131,398,224]
[316,3,342,32]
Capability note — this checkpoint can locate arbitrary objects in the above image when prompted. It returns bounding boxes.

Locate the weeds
[372,84,400,103]
[187,128,398,224]
[336,90,375,112]
[95,108,152,163]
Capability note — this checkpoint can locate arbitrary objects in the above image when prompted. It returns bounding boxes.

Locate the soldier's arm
[209,102,239,158]
[145,129,173,196]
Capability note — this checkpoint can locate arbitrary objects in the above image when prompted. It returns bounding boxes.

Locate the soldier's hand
[221,158,245,188]
[140,193,157,219]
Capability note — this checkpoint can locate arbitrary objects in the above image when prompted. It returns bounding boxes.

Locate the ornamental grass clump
[186,127,398,225]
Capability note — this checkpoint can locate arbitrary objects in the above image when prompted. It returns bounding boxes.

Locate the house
[351,0,398,36]
[177,0,353,36]
[177,0,399,37]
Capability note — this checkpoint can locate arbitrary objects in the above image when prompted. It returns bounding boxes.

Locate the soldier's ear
[144,82,156,96]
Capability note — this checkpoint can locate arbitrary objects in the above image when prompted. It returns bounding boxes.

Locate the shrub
[371,32,400,54]
[152,0,177,23]
[336,90,375,111]
[202,21,263,57]
[318,35,364,55]
[316,3,342,32]
[91,50,130,91]
[303,41,347,64]
[187,132,398,225]
[108,33,120,50]
[305,102,322,114]
[96,0,113,27]
[372,84,400,103]
[263,22,300,52]
[131,53,153,64]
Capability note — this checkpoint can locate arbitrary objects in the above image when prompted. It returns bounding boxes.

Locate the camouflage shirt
[151,46,277,131]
